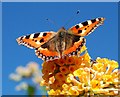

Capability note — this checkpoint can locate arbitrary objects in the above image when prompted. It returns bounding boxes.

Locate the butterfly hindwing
[35,36,60,61]
[16,31,56,49]
[35,47,59,61]
[63,35,86,57]
[68,17,105,36]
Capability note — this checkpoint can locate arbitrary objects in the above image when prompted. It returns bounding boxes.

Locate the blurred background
[2,2,118,95]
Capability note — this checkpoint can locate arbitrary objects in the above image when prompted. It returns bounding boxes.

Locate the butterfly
[17,17,105,61]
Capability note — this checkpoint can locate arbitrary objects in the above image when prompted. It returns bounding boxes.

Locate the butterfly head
[57,27,67,37]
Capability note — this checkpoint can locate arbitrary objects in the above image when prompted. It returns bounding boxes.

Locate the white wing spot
[43,56,45,59]
[30,34,34,39]
[96,18,99,21]
[88,20,92,25]
[82,30,86,34]
[36,41,40,44]
[79,23,83,28]
[39,32,44,37]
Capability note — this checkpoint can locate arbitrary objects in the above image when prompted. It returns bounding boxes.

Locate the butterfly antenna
[64,10,80,28]
[46,18,59,30]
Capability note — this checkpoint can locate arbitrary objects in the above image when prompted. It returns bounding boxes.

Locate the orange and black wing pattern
[63,37,86,57]
[68,17,105,36]
[16,31,56,49]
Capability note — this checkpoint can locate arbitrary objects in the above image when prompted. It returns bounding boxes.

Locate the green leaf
[27,85,36,97]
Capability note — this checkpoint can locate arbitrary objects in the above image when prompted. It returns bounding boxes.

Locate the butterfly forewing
[68,17,105,36]
[17,31,56,49]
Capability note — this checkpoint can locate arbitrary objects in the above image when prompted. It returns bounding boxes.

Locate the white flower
[16,66,32,77]
[16,85,21,91]
[15,82,28,91]
[23,67,32,77]
[27,62,39,73]
[9,73,22,82]
[16,66,25,75]
[32,70,43,84]
[32,76,42,84]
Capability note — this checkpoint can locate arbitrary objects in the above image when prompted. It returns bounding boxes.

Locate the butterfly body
[40,27,84,58]
[17,17,105,61]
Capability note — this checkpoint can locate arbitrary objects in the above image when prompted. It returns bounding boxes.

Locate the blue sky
[2,2,118,95]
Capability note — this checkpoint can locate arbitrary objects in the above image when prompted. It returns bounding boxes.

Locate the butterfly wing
[16,31,56,49]
[17,31,59,61]
[35,36,60,61]
[62,33,86,57]
[68,17,105,36]
[35,47,60,61]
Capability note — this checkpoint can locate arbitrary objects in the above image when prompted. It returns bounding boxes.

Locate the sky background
[2,2,118,95]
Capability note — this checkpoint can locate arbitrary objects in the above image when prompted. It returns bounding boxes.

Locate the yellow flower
[49,80,60,90]
[42,61,56,74]
[40,80,48,87]
[81,60,90,68]
[102,75,113,83]
[111,69,119,78]
[80,45,87,54]
[90,80,100,89]
[54,72,67,86]
[42,68,49,74]
[66,74,73,83]
[48,63,56,73]
[48,89,56,95]
[74,56,82,67]
[69,86,79,95]
[69,65,77,73]
[66,57,75,65]
[82,52,91,63]
[92,63,106,72]
[60,66,69,74]
[42,73,53,82]
[55,58,66,66]
[55,89,61,95]
[49,76,55,84]
[105,60,119,74]
[73,68,82,76]
[40,45,119,96]
[96,57,108,64]
[62,84,69,90]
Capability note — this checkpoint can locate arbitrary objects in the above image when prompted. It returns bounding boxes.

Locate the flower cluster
[40,46,120,96]
[9,62,42,92]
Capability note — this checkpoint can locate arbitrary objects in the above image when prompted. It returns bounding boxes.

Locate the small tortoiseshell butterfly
[17,17,105,61]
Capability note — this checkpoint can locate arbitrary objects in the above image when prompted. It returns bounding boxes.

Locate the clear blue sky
[2,2,118,95]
